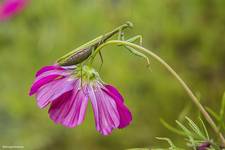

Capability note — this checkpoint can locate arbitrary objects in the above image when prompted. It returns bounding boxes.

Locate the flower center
[75,65,100,82]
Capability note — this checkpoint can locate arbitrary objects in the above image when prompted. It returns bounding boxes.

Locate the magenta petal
[29,69,70,95]
[35,69,69,81]
[29,74,60,96]
[49,86,88,128]
[114,100,132,128]
[103,85,132,128]
[104,85,124,102]
[35,77,76,108]
[88,85,120,135]
[35,65,63,77]
[0,0,28,21]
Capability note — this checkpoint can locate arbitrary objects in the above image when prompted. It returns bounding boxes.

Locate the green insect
[57,21,150,67]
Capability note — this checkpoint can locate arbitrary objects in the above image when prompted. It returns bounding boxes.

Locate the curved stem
[93,40,225,146]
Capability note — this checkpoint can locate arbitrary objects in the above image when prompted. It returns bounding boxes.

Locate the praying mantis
[57,21,150,67]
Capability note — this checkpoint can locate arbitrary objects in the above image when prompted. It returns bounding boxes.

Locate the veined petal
[29,75,61,96]
[104,85,124,102]
[35,69,70,81]
[29,69,71,95]
[103,85,132,128]
[88,85,120,135]
[35,77,76,108]
[35,65,64,77]
[49,84,88,128]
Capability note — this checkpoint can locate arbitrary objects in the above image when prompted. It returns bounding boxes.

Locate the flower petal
[35,77,76,108]
[29,69,70,96]
[103,85,132,128]
[49,85,88,128]
[35,65,63,77]
[88,85,120,135]
[29,75,60,96]
[104,85,124,102]
[0,0,28,21]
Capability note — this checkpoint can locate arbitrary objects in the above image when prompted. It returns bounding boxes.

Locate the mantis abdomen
[59,47,92,66]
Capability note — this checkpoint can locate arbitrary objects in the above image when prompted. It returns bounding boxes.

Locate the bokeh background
[0,0,225,149]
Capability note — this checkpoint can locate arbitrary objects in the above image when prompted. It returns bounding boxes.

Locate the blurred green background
[0,0,225,149]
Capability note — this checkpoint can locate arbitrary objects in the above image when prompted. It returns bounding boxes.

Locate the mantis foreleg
[98,51,103,71]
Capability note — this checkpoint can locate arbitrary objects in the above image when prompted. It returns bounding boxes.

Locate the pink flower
[29,65,132,135]
[197,142,211,150]
[0,0,28,21]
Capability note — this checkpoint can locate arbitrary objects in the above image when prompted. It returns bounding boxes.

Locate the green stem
[92,40,225,146]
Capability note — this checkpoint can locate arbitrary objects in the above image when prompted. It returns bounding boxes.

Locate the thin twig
[93,40,225,146]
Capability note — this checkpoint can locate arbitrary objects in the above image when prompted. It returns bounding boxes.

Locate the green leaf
[185,117,206,140]
[175,120,192,136]
[205,107,220,121]
[199,118,209,140]
[160,119,186,136]
[155,137,185,150]
[156,137,176,148]
[176,120,196,147]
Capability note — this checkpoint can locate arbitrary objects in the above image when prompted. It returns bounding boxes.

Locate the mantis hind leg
[124,35,150,67]
[125,45,150,68]
[126,35,142,46]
